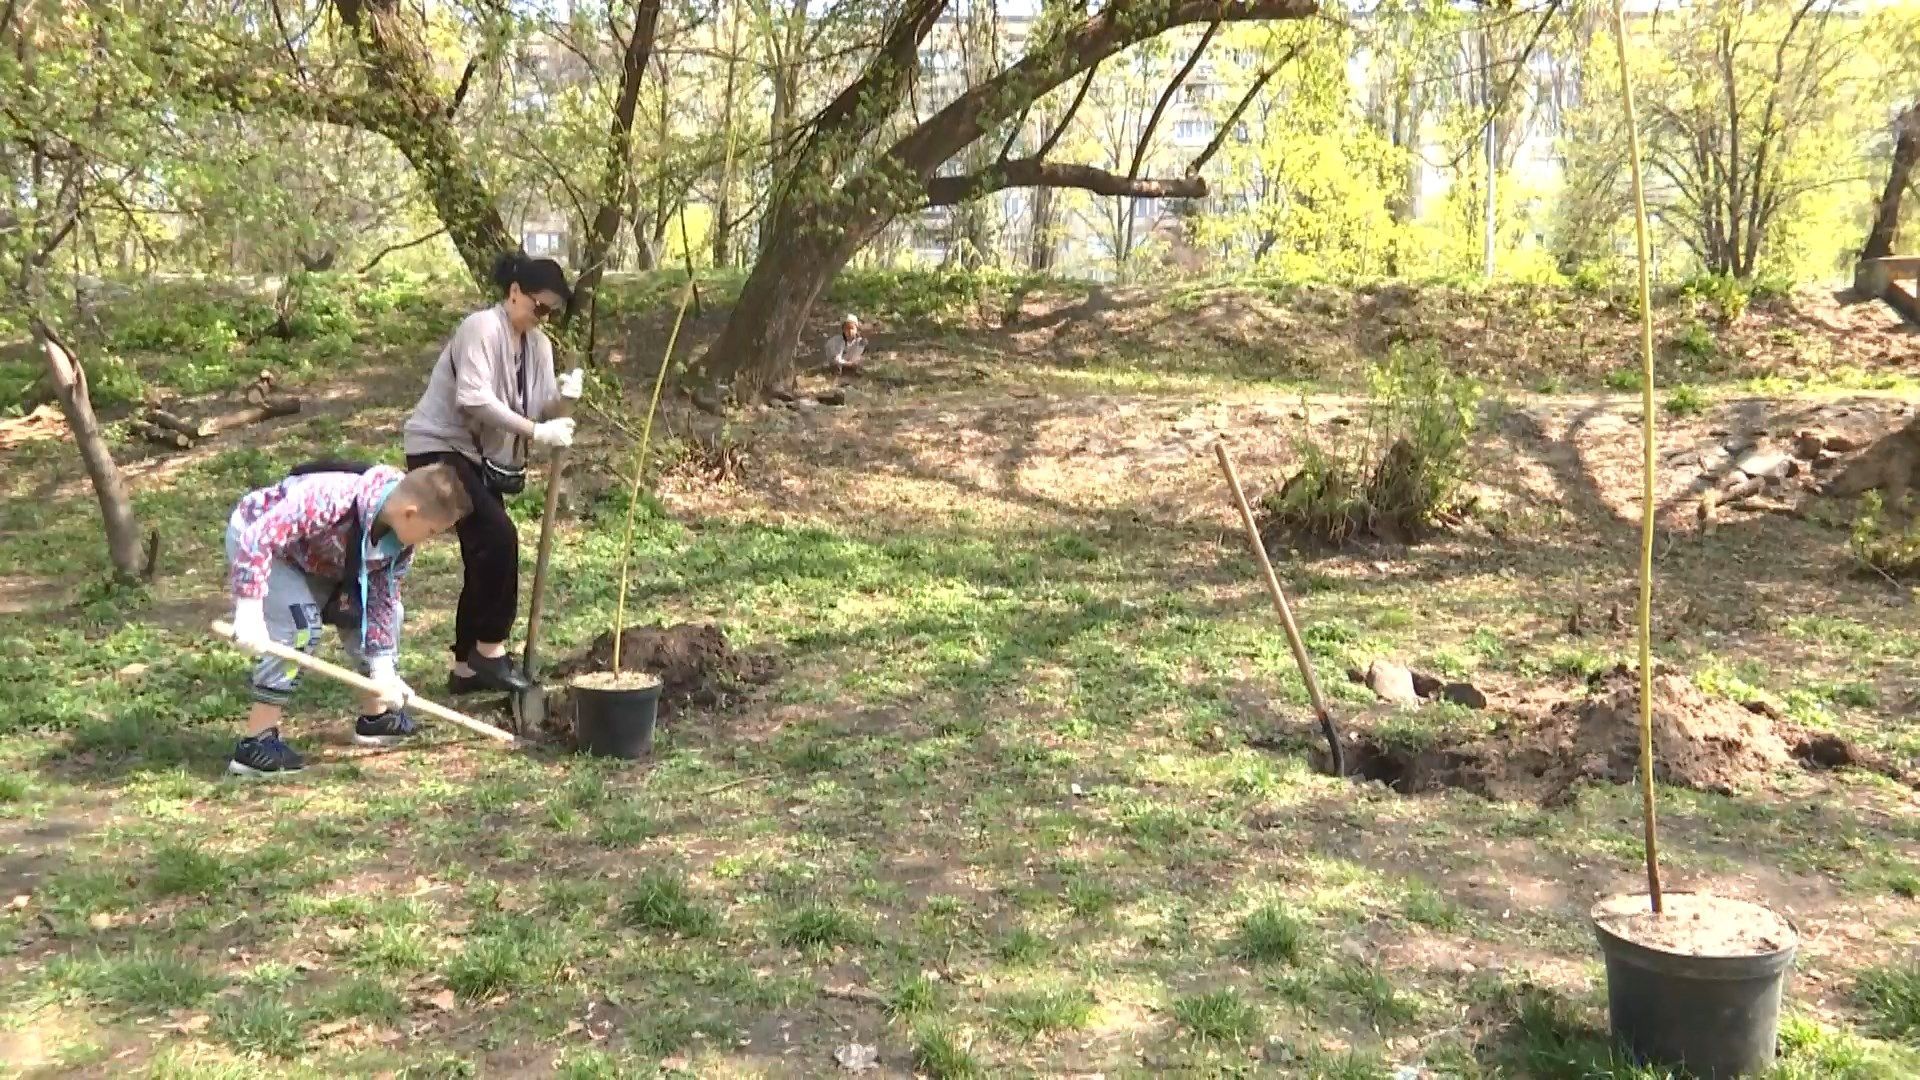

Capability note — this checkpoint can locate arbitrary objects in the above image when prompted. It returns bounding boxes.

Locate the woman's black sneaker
[353,709,416,747]
[449,653,530,694]
[228,728,305,777]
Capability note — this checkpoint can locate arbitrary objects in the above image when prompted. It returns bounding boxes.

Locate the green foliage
[1672,320,1719,361]
[1664,384,1707,417]
[1262,343,1481,545]
[1850,493,1920,580]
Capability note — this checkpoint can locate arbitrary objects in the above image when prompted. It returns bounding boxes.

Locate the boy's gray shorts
[225,518,390,705]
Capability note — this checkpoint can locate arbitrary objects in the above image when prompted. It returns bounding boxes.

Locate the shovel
[212,620,517,745]
[511,447,568,732]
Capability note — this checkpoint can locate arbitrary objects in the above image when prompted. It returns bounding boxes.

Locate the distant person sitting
[825,314,866,373]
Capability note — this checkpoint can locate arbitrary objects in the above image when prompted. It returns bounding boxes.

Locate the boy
[224,461,473,776]
[824,313,866,373]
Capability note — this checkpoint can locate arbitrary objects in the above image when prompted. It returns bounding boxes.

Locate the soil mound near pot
[1333,667,1895,804]
[555,623,775,718]
[1503,669,1790,800]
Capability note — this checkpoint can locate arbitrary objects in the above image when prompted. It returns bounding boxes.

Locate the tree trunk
[325,0,514,285]
[32,317,149,581]
[567,0,663,330]
[1027,186,1058,272]
[695,228,860,399]
[1861,102,1920,282]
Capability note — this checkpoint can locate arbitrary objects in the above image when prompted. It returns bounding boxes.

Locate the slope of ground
[1,276,1918,1077]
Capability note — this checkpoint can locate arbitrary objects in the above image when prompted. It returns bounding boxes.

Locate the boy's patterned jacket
[227,466,410,657]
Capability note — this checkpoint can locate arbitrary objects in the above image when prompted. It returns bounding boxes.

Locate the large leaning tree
[155,0,1316,395]
[692,0,1319,399]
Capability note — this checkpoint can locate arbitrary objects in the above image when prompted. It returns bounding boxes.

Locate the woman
[403,252,582,694]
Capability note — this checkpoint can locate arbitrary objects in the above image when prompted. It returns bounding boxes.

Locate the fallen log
[200,397,301,435]
[130,417,194,449]
[146,407,210,440]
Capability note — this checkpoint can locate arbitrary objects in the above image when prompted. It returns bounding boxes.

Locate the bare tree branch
[1128,19,1219,180]
[357,227,449,273]
[1035,63,1099,163]
[1186,44,1302,178]
[925,158,1207,208]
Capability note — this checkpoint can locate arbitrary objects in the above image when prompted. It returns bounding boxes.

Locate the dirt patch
[1593,892,1796,957]
[554,622,776,719]
[1334,668,1898,804]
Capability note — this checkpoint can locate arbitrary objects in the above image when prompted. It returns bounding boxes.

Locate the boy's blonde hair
[392,463,473,524]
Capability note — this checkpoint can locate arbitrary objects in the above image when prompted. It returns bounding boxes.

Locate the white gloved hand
[365,657,412,713]
[532,417,576,449]
[557,368,585,400]
[230,598,271,653]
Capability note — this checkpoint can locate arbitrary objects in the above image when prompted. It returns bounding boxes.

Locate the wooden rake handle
[212,621,518,746]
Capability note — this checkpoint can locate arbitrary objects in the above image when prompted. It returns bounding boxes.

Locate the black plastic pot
[1591,894,1798,1079]
[573,678,662,759]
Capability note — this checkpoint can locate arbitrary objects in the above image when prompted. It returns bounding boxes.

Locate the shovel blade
[510,685,549,734]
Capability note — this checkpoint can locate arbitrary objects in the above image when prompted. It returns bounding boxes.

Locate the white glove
[532,417,576,449]
[230,598,271,653]
[557,368,584,400]
[365,657,412,713]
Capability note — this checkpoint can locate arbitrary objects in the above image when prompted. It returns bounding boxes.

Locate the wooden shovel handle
[212,621,518,746]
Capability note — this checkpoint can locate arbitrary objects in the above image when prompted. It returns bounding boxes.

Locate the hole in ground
[1330,737,1491,796]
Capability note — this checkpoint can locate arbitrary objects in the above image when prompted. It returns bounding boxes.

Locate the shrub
[1672,319,1718,361]
[1261,342,1481,546]
[1664,384,1707,417]
[1850,492,1920,580]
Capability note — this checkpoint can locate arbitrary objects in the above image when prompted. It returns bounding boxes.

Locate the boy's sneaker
[353,709,416,748]
[228,728,305,777]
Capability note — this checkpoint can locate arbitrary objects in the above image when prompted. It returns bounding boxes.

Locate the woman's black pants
[406,451,516,664]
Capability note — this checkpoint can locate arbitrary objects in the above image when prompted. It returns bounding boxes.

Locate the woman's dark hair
[492,251,573,306]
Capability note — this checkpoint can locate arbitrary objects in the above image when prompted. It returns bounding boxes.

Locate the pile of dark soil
[554,622,776,719]
[1336,667,1898,804]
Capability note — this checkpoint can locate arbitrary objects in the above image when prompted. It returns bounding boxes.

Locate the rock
[833,1044,879,1072]
[1365,660,1421,707]
[1791,432,1826,460]
[1408,670,1445,698]
[815,388,847,407]
[1736,451,1792,479]
[1823,434,1862,453]
[114,662,151,683]
[1813,450,1843,472]
[1441,682,1489,709]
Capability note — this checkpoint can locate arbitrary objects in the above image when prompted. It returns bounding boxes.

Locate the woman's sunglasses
[530,298,557,320]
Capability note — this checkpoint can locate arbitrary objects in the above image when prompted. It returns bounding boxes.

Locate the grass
[212,996,307,1058]
[1172,987,1263,1044]
[994,985,1096,1040]
[619,869,719,937]
[1235,902,1311,965]
[148,842,232,897]
[4,274,1920,1074]
[776,903,866,949]
[1857,965,1920,1040]
[913,1022,984,1078]
[56,950,223,1012]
